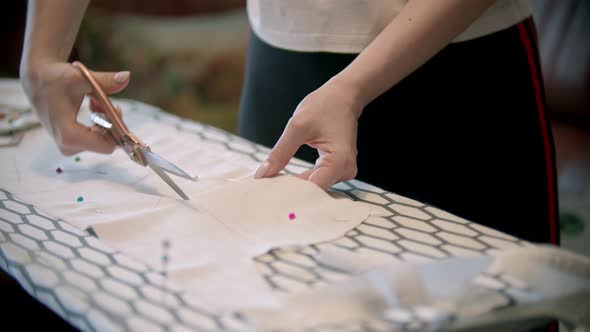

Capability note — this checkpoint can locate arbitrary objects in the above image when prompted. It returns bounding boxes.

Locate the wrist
[19,53,67,94]
[20,58,69,108]
[20,53,58,77]
[323,75,368,118]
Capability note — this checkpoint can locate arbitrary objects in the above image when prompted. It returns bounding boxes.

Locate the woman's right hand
[21,61,130,155]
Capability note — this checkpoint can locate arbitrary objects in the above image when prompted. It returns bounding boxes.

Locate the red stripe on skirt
[520,19,559,332]
[516,21,558,245]
[527,18,539,45]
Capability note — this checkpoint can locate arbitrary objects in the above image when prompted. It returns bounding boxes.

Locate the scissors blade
[148,163,190,200]
[90,112,113,129]
[142,149,195,181]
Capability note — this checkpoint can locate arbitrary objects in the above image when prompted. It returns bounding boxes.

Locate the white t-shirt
[247,0,532,53]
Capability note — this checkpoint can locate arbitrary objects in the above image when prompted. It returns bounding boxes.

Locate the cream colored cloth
[0,99,371,310]
[248,0,532,53]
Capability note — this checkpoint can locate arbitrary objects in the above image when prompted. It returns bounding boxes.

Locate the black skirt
[238,18,558,245]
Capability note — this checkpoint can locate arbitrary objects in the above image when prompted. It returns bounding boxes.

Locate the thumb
[89,70,131,94]
[307,166,337,191]
[255,120,307,179]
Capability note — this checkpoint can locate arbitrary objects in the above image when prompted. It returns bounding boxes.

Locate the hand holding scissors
[73,61,195,200]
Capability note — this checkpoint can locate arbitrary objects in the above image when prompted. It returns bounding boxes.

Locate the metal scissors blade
[90,112,112,129]
[74,61,196,200]
[142,149,195,181]
[90,112,195,180]
[148,162,190,200]
[91,111,195,200]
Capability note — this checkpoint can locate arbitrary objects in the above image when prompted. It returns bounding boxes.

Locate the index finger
[259,119,307,178]
[69,122,117,154]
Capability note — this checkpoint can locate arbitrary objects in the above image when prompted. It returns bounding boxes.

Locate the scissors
[73,61,195,200]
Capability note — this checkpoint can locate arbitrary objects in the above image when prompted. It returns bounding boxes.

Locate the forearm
[332,0,496,113]
[20,0,89,78]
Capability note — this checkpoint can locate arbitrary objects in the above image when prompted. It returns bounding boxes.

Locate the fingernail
[113,71,130,83]
[254,161,271,179]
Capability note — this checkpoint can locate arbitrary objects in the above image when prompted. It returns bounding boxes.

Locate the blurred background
[0,0,589,329]
[75,0,248,133]
[2,0,249,132]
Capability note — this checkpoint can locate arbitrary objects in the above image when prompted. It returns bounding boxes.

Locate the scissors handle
[73,61,148,166]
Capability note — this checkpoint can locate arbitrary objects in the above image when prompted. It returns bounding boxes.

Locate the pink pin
[289,212,296,220]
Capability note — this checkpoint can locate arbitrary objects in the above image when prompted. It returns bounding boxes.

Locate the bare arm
[20,0,130,155]
[20,0,89,80]
[259,0,497,189]
[333,0,497,113]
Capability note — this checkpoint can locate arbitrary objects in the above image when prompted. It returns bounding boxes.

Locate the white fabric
[246,246,590,331]
[0,79,30,111]
[247,0,532,53]
[0,99,371,310]
[0,79,40,135]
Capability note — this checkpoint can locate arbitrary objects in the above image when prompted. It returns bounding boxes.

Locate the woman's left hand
[254,79,364,190]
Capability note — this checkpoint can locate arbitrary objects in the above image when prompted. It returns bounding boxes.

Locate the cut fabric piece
[195,175,370,253]
[90,202,281,309]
